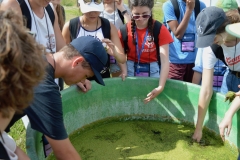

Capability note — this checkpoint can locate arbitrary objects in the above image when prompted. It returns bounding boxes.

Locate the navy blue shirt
[6,62,68,140]
[25,62,68,140]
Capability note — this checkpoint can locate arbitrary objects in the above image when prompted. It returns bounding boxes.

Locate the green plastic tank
[26,78,240,159]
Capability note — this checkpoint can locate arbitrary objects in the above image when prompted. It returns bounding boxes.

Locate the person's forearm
[112,47,126,64]
[173,9,193,39]
[225,96,240,118]
[117,5,131,23]
[195,87,213,130]
[158,60,169,89]
[118,62,127,75]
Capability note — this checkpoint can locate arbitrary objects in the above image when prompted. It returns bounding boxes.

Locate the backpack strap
[119,23,129,54]
[170,0,200,20]
[17,0,55,29]
[117,9,124,24]
[170,0,180,20]
[45,4,55,26]
[100,17,111,39]
[17,0,32,29]
[69,17,81,41]
[194,0,200,19]
[153,21,162,65]
[210,44,228,66]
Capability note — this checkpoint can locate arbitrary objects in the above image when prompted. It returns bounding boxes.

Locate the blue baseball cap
[196,6,227,48]
[70,36,108,86]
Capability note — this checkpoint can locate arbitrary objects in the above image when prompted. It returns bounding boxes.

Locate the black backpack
[119,21,162,66]
[210,44,227,66]
[69,16,111,78]
[170,0,200,20]
[69,16,111,41]
[17,0,55,30]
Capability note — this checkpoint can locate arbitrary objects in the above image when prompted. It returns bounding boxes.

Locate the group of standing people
[0,0,240,159]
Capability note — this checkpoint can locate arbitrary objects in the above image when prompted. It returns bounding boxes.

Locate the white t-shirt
[23,0,56,53]
[77,17,105,44]
[202,42,240,71]
[221,43,240,71]
[0,131,18,160]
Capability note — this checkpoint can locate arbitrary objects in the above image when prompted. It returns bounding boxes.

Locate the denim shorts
[221,68,240,94]
[127,60,160,78]
[110,63,121,73]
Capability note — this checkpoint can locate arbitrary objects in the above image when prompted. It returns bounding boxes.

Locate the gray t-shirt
[100,4,130,30]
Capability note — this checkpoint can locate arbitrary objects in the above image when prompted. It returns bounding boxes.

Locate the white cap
[78,0,104,13]
[226,23,240,39]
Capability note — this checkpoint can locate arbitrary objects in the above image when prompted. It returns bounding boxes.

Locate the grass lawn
[9,0,167,154]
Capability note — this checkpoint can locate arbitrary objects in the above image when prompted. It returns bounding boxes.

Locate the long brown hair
[216,9,240,34]
[56,4,65,31]
[0,10,46,118]
[129,0,154,45]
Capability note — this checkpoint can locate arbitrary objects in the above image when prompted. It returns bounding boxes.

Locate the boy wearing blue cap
[6,36,109,160]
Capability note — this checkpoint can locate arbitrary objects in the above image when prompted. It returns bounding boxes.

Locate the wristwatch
[121,10,128,16]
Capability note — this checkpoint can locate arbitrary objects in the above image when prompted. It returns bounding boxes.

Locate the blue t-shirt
[162,0,206,64]
[25,62,68,140]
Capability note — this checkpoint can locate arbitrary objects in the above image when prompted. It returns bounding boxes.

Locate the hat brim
[91,67,105,86]
[80,2,104,14]
[196,33,216,48]
[226,23,240,39]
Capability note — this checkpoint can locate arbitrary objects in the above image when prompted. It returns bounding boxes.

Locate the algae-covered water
[47,120,238,160]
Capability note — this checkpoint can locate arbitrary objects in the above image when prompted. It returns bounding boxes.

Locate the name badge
[181,33,195,52]
[134,63,150,77]
[110,55,116,64]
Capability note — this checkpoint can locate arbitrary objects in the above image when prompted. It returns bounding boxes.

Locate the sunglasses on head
[132,14,151,20]
[83,0,102,4]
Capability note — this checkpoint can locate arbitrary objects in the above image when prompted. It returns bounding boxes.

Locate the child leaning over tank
[0,9,46,160]
[5,36,111,160]
[118,0,173,103]
[219,21,240,160]
[192,0,240,90]
[192,7,240,143]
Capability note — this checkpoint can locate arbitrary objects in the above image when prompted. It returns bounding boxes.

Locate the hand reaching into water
[192,128,202,142]
[219,114,232,141]
[144,86,163,104]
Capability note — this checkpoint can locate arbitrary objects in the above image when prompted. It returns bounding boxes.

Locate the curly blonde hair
[0,10,46,118]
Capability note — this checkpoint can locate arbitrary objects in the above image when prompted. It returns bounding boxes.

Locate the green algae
[47,118,238,160]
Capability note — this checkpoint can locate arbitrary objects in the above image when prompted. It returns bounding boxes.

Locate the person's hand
[76,79,92,93]
[115,0,124,11]
[119,72,127,81]
[219,114,232,141]
[102,38,116,56]
[144,86,163,104]
[186,0,195,11]
[192,128,202,142]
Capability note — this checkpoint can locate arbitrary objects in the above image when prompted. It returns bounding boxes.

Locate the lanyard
[135,28,148,64]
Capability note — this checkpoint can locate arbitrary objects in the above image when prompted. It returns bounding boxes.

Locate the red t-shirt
[118,20,173,63]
